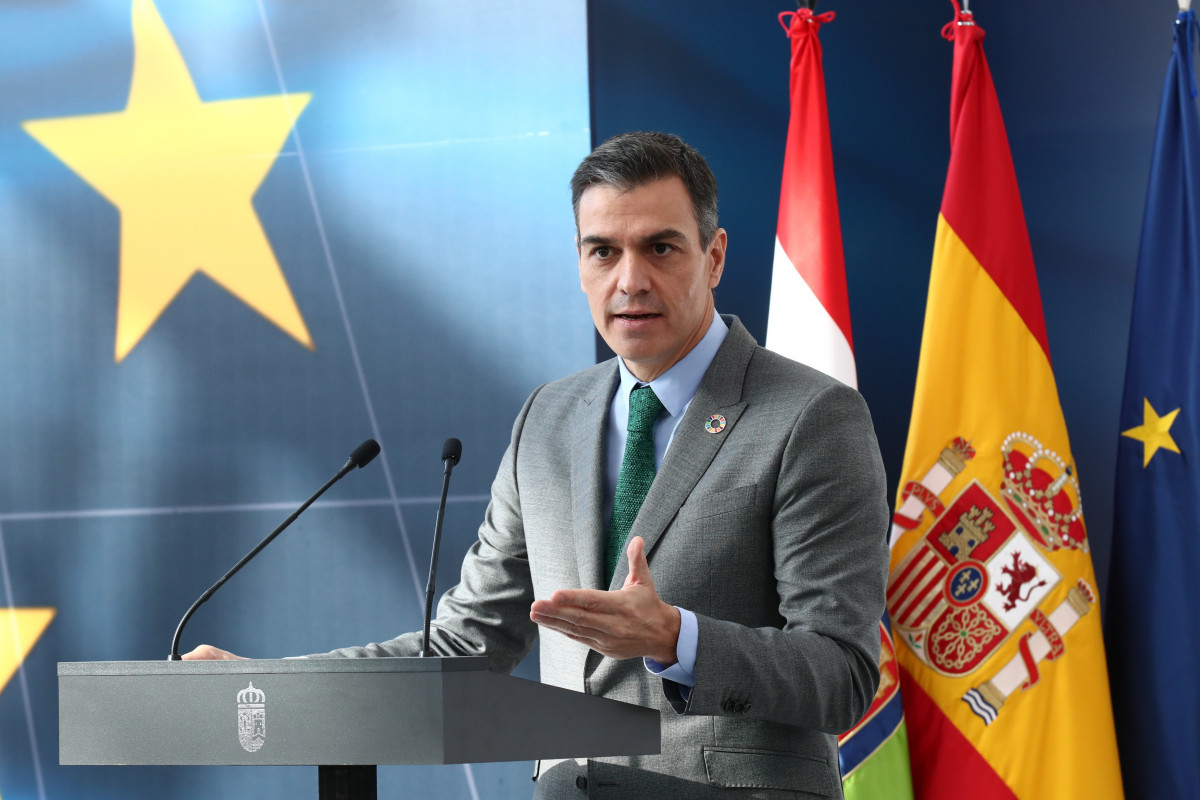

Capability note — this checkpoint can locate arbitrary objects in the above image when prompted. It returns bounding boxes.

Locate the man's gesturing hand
[529,536,681,664]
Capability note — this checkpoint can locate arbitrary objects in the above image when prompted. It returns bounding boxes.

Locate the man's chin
[601,329,657,358]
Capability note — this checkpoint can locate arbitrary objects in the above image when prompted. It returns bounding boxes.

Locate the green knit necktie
[606,384,665,583]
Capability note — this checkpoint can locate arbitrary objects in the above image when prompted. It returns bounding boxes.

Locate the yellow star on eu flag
[1122,398,1182,468]
[22,0,313,362]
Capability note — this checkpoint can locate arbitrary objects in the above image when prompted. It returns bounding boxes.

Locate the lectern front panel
[59,657,659,767]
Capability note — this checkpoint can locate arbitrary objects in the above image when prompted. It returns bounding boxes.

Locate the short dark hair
[570,131,719,246]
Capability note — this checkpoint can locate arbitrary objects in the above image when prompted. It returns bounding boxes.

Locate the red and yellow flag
[887,5,1123,798]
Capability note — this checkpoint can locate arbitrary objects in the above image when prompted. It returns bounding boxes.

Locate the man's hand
[529,536,681,664]
[181,644,246,660]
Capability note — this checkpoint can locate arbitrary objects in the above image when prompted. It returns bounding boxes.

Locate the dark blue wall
[589,0,1170,604]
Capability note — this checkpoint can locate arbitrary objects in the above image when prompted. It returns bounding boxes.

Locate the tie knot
[628,385,664,433]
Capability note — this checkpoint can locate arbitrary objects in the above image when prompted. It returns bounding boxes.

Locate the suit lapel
[608,318,757,589]
[572,362,619,591]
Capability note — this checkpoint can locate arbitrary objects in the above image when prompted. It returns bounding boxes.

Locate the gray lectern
[59,656,660,799]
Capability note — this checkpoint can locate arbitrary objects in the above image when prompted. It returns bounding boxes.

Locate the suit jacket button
[576,775,587,790]
[721,699,735,713]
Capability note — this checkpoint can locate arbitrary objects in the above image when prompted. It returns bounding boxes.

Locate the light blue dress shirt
[605,310,728,693]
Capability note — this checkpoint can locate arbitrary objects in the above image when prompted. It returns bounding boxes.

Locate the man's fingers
[535,588,618,614]
[530,600,611,634]
[181,644,245,661]
[530,589,636,640]
[530,609,605,641]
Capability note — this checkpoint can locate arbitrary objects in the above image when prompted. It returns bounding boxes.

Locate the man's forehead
[577,177,697,238]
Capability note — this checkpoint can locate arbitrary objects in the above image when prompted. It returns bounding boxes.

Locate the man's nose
[615,253,651,295]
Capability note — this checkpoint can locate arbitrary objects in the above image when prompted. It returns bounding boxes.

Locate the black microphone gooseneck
[420,437,462,657]
[168,439,381,661]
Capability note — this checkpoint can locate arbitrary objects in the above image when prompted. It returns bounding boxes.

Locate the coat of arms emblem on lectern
[236,682,266,753]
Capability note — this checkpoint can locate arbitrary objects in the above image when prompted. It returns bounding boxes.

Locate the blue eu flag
[1106,11,1200,799]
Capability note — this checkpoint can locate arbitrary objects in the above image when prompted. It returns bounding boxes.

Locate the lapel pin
[705,414,727,434]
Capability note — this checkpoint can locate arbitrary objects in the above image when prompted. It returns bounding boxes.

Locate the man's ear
[707,228,728,289]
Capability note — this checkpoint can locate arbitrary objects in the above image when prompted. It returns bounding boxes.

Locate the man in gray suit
[189,131,890,799]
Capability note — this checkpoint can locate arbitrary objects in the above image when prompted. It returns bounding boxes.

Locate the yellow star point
[1,608,55,695]
[0,608,55,799]
[21,0,313,362]
[1122,398,1182,468]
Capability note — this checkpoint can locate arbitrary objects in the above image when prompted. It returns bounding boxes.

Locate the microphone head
[441,437,462,467]
[349,439,381,469]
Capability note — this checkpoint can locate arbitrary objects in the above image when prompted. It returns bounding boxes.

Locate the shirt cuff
[643,606,697,691]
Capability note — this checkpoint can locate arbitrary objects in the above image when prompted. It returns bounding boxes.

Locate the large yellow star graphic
[22,0,313,362]
[1122,398,1182,468]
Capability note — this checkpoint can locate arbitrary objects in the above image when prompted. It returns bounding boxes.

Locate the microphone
[168,439,381,660]
[347,439,381,470]
[441,438,462,468]
[420,438,462,657]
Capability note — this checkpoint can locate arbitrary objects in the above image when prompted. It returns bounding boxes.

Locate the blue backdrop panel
[1,0,1177,797]
[0,1,589,798]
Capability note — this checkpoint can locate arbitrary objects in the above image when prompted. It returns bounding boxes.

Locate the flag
[1106,10,1200,800]
[886,4,1123,798]
[766,7,855,389]
[764,10,914,798]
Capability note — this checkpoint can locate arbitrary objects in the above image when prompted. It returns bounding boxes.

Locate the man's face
[576,177,726,383]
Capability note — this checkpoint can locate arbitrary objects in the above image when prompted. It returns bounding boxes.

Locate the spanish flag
[886,5,1123,797]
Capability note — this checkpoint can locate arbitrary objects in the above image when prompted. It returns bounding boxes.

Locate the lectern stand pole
[318,765,377,800]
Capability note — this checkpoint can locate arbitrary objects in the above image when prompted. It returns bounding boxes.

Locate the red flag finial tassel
[778,8,836,37]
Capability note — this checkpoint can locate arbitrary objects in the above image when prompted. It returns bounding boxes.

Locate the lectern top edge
[57,655,491,677]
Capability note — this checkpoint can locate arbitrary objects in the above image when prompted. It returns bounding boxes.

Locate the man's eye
[593,246,612,259]
[652,243,674,255]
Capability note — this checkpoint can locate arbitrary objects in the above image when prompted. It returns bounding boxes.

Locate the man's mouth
[614,313,661,321]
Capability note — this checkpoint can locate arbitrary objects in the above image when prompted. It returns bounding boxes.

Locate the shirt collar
[615,310,728,417]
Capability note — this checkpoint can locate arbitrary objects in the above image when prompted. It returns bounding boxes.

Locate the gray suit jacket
[325,316,890,799]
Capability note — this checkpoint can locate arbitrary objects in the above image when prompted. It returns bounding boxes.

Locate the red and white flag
[765,7,855,388]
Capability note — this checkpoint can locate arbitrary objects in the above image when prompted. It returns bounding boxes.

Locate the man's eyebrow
[639,228,689,245]
[577,228,690,248]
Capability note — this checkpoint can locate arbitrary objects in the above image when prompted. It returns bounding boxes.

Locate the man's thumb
[625,536,653,585]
